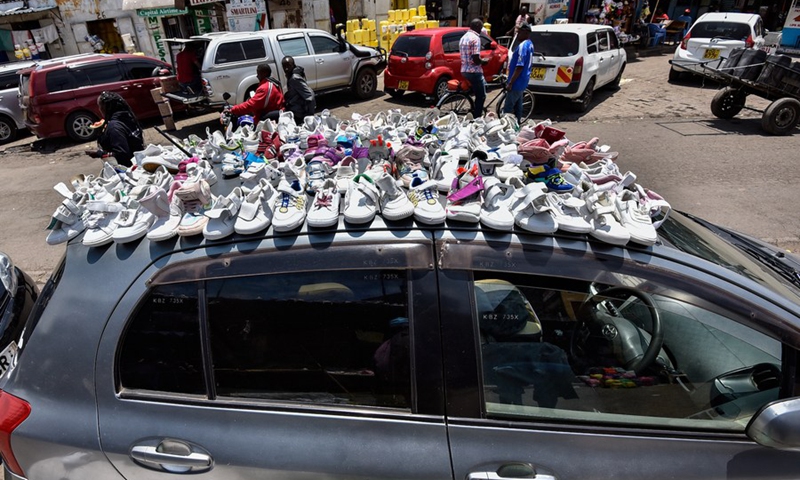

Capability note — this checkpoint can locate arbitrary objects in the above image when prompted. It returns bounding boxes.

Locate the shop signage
[227,0,266,30]
[137,6,188,16]
[189,0,218,5]
[146,16,168,62]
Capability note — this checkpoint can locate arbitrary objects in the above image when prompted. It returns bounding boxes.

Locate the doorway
[87,19,124,53]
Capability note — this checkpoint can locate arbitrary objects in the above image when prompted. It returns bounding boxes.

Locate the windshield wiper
[735,244,800,288]
[391,50,408,57]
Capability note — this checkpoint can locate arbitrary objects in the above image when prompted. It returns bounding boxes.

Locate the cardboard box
[162,114,175,131]
[157,101,173,117]
[150,87,163,103]
[159,76,180,94]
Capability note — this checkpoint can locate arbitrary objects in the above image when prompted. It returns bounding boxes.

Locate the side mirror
[339,40,348,53]
[222,92,231,101]
[489,41,498,50]
[747,397,800,450]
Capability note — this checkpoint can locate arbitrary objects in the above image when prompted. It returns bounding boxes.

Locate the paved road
[0,53,797,285]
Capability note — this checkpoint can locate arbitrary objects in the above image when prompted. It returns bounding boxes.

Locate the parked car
[0,61,36,144]
[162,28,386,108]
[383,27,509,101]
[527,24,627,112]
[670,12,766,80]
[18,54,179,142]
[0,250,37,380]
[3,164,800,479]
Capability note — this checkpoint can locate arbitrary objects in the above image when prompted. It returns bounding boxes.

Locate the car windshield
[391,35,432,57]
[529,32,580,57]
[659,212,800,302]
[690,21,751,40]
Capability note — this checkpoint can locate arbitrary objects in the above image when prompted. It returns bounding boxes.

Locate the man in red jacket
[226,64,285,124]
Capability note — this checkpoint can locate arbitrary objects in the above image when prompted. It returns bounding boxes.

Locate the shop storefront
[0,0,61,63]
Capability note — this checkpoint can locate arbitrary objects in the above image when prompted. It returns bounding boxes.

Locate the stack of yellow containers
[345,18,379,48]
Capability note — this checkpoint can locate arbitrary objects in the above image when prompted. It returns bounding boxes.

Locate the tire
[668,67,683,82]
[353,68,377,99]
[761,98,800,135]
[434,76,451,102]
[0,115,17,144]
[570,78,595,113]
[710,87,746,119]
[436,92,473,116]
[610,63,626,89]
[66,111,100,142]
[494,89,535,123]
[385,88,405,99]
[244,84,258,101]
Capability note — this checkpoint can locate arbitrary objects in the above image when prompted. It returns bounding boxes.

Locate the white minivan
[526,24,627,113]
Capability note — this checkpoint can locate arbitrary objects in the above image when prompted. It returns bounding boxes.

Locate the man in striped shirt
[459,18,490,118]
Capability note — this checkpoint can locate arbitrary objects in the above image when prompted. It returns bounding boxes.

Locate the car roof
[530,23,613,33]
[0,61,36,74]
[399,27,468,37]
[20,54,163,74]
[695,12,761,24]
[190,28,335,42]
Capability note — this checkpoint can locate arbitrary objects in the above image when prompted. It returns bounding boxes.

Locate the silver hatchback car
[0,61,34,144]
[2,171,800,480]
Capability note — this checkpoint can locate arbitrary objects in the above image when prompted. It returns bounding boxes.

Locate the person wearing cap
[86,91,144,167]
[460,18,492,118]
[503,22,534,123]
[226,64,285,125]
[677,8,692,36]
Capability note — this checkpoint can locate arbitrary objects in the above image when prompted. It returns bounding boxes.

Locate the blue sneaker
[525,164,574,192]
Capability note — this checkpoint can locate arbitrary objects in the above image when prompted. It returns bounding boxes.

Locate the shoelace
[314,193,335,210]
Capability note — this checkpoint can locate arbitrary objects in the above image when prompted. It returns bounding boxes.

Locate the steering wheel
[571,286,663,375]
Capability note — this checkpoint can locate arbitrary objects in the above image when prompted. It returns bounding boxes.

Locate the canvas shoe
[407,177,445,225]
[235,179,278,235]
[136,185,182,242]
[615,189,657,246]
[82,193,126,247]
[203,187,244,240]
[45,196,88,246]
[480,177,515,231]
[307,179,341,228]
[343,174,379,224]
[335,156,359,193]
[375,173,414,221]
[175,179,213,237]
[524,163,574,192]
[545,192,593,234]
[272,179,307,232]
[445,166,483,223]
[305,159,334,195]
[431,150,460,193]
[512,183,559,234]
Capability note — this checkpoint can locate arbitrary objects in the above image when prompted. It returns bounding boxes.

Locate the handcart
[670,57,800,135]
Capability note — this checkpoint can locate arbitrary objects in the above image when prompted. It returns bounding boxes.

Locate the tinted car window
[391,35,432,57]
[310,35,340,54]
[78,64,125,85]
[442,32,465,53]
[124,60,162,80]
[44,69,77,93]
[207,270,410,408]
[473,271,782,431]
[530,32,580,56]
[119,283,204,394]
[278,37,310,57]
[0,73,19,90]
[587,32,598,54]
[214,39,266,64]
[598,31,610,52]
[690,21,751,40]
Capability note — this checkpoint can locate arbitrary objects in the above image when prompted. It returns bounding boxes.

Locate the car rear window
[690,21,751,41]
[214,39,267,64]
[44,69,77,93]
[391,35,432,57]
[529,32,580,57]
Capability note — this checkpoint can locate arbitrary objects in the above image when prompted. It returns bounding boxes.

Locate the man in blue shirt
[504,22,534,123]
[677,8,692,37]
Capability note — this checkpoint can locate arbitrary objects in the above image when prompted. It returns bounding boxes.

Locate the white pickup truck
[163,28,386,107]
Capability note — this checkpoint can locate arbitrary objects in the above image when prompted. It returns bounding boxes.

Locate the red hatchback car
[19,54,178,142]
[384,27,509,101]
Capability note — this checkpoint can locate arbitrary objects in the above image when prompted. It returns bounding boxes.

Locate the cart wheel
[761,98,800,135]
[710,87,746,119]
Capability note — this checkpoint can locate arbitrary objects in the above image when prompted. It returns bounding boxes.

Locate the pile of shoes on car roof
[45,108,671,248]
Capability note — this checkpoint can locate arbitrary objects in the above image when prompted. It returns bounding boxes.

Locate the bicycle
[435,74,535,122]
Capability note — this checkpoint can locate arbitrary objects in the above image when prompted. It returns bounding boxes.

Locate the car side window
[44,69,77,92]
[608,30,620,49]
[78,63,125,85]
[755,19,764,37]
[118,270,412,409]
[123,60,162,80]
[0,73,18,90]
[586,32,598,54]
[310,34,340,54]
[214,39,266,64]
[473,271,783,432]
[278,36,310,57]
[442,32,464,53]
[597,31,610,52]
[479,32,494,51]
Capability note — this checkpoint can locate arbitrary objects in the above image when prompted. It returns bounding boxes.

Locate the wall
[55,0,145,55]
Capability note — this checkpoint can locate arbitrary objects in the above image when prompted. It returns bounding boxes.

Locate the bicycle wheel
[493,89,535,123]
[437,92,473,116]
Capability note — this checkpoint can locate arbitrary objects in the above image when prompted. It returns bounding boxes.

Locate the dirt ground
[0,53,794,286]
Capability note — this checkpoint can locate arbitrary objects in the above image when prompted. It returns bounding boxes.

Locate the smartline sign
[137,7,189,16]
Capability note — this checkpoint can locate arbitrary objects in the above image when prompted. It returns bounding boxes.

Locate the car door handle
[316,58,324,63]
[467,472,556,480]
[131,445,212,469]
[468,463,557,480]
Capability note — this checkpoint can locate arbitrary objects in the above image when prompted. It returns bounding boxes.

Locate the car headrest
[475,279,542,339]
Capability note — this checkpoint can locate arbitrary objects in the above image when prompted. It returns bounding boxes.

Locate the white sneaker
[615,189,657,246]
[138,185,182,242]
[343,174,379,224]
[272,179,307,232]
[112,197,155,244]
[431,151,460,193]
[307,179,340,228]
[235,179,277,235]
[511,183,559,234]
[82,194,125,247]
[545,192,593,234]
[407,177,445,225]
[585,189,630,245]
[204,187,244,240]
[335,156,359,193]
[375,173,414,221]
[480,177,515,231]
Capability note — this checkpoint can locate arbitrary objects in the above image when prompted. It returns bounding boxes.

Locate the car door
[480,32,504,82]
[206,38,269,104]
[441,31,466,78]
[71,61,138,116]
[94,238,452,479]
[594,29,614,86]
[438,232,800,480]
[276,32,317,89]
[308,32,352,89]
[120,59,169,116]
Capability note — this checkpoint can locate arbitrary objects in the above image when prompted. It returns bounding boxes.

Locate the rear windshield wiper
[391,50,408,57]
